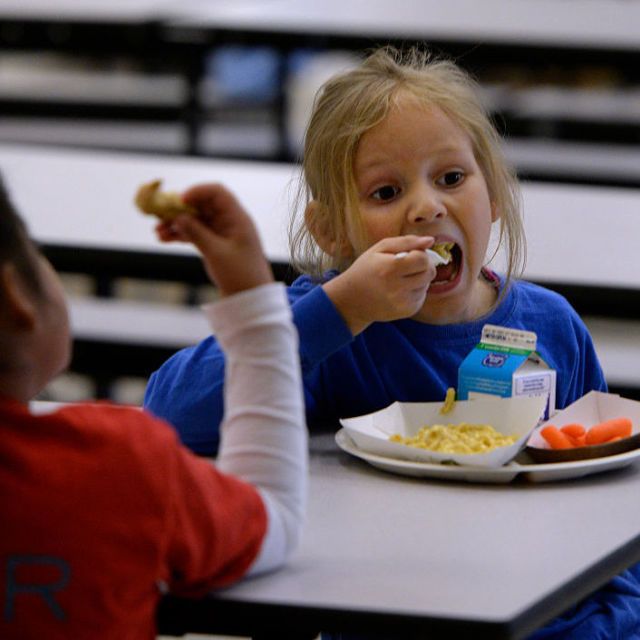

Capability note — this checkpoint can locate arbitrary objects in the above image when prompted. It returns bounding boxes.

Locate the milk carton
[458,324,556,419]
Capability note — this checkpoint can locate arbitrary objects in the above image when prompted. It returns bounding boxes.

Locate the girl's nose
[407,185,446,223]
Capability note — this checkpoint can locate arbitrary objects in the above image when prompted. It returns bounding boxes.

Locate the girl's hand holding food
[323,235,436,335]
[154,183,273,296]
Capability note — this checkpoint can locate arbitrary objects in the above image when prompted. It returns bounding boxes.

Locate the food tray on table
[335,429,640,483]
[336,392,640,483]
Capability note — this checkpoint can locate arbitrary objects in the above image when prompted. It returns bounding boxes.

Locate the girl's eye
[371,185,400,202]
[438,171,464,187]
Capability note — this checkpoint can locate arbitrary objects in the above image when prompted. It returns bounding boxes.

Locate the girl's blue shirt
[145,271,606,453]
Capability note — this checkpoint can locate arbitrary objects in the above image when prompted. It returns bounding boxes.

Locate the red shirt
[0,399,267,639]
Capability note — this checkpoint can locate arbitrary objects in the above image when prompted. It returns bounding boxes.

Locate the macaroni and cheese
[389,423,516,454]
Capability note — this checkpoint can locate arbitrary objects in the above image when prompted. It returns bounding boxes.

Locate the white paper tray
[340,396,546,468]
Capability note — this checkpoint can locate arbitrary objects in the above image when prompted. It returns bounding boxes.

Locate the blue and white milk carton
[458,324,556,419]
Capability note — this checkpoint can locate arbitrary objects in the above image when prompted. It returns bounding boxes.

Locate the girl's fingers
[377,235,435,255]
[155,222,183,242]
[171,215,224,257]
[182,183,247,221]
[394,252,436,280]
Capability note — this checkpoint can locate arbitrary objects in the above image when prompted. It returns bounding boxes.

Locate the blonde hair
[289,46,525,288]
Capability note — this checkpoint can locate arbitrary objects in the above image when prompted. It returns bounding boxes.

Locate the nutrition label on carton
[515,376,553,395]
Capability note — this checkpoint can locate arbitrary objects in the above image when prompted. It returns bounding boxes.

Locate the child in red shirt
[0,178,307,639]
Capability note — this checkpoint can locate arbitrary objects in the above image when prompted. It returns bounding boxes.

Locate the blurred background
[1,0,639,406]
[1,0,637,180]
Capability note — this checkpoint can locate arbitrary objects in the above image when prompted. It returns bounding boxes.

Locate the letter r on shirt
[4,555,70,621]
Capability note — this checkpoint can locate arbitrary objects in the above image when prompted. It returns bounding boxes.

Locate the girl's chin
[417,272,498,325]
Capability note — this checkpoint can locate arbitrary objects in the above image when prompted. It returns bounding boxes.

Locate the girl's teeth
[434,266,458,283]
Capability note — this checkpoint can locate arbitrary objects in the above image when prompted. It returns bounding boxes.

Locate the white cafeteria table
[1,142,639,389]
[158,431,640,639]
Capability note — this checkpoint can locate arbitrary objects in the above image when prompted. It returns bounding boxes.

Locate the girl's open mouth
[431,243,462,288]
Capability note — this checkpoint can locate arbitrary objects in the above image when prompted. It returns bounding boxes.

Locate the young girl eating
[146,47,605,449]
[144,48,639,638]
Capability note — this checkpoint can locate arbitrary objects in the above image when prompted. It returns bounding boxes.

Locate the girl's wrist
[322,279,371,336]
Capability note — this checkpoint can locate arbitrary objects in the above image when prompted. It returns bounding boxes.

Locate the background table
[2,0,639,185]
[163,0,640,172]
[0,142,295,395]
[158,433,640,639]
[0,141,295,280]
[2,141,639,292]
[169,0,640,49]
[2,141,639,398]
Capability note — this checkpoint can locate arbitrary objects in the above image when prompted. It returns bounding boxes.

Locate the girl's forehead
[355,101,471,165]
[370,96,455,134]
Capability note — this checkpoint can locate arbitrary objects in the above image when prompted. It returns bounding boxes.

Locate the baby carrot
[585,417,632,445]
[560,424,586,438]
[560,424,586,447]
[541,425,574,449]
[570,434,587,447]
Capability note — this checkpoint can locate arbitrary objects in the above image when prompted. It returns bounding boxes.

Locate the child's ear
[490,201,500,223]
[305,200,338,256]
[0,263,37,329]
[305,200,353,258]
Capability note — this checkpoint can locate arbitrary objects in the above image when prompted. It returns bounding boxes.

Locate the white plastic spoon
[394,248,451,266]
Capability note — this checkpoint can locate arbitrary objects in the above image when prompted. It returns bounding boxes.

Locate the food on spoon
[431,241,454,264]
[134,179,197,221]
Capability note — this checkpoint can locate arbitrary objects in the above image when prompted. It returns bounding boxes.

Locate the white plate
[335,429,640,484]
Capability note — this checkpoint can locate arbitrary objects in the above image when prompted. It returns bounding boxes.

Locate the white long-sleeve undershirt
[202,282,307,575]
